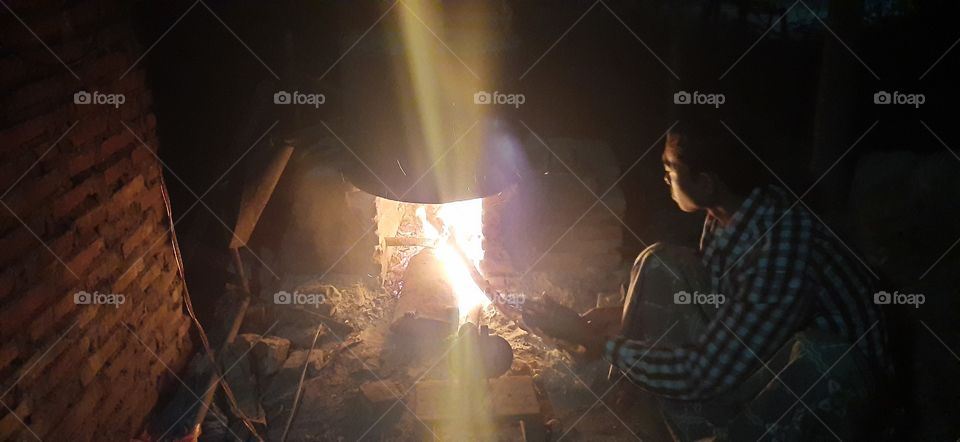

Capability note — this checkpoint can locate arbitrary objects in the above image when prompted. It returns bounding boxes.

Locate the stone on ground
[251,335,291,377]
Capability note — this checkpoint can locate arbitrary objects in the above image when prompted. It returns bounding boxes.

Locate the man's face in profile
[662,146,704,213]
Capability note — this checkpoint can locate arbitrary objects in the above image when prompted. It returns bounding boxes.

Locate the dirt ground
[196,265,667,442]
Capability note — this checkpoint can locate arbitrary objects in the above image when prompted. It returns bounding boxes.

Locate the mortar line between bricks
[0,320,79,402]
[119,120,281,280]
[0,200,81,281]
[0,399,43,441]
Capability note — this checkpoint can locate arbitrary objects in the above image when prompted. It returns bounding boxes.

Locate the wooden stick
[384,236,437,248]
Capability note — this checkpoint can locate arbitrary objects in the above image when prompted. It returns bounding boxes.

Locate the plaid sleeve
[602,208,814,400]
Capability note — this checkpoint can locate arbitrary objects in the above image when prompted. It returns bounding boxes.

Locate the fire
[417,199,489,321]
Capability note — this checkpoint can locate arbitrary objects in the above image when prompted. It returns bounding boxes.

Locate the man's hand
[522,298,607,358]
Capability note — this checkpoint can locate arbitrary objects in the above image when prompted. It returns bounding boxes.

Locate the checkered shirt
[602,185,890,400]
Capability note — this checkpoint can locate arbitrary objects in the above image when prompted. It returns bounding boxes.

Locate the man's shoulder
[751,185,813,228]
[730,185,818,253]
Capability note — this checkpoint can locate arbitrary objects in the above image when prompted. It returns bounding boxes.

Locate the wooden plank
[229,144,294,249]
[413,376,540,422]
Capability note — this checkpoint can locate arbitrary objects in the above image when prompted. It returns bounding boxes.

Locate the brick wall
[0,1,192,440]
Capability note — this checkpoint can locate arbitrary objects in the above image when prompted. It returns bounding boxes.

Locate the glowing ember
[417,200,490,321]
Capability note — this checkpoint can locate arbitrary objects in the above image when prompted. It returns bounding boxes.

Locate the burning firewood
[390,250,460,340]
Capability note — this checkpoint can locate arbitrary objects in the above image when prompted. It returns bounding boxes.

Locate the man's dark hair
[665,121,769,196]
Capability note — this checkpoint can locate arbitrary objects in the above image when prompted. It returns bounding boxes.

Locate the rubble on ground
[188,266,655,441]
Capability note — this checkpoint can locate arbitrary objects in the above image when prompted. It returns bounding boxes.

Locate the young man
[524,123,891,441]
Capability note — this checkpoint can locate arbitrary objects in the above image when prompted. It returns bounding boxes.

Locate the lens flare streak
[416,200,489,321]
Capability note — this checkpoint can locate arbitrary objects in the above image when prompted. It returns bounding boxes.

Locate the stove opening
[376,197,490,324]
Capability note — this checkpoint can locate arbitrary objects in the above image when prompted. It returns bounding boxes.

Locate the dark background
[136,0,960,254]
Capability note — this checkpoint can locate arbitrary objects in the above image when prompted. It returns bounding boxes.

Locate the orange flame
[417,200,489,321]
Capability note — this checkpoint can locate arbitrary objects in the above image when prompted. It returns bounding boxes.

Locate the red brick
[74,298,99,330]
[80,328,124,386]
[77,52,129,83]
[21,230,80,282]
[87,250,121,285]
[120,221,154,258]
[0,1,191,436]
[0,338,21,372]
[0,397,32,440]
[27,302,59,342]
[33,294,87,341]
[129,138,157,165]
[0,115,49,155]
[8,73,77,117]
[53,174,102,218]
[138,187,164,214]
[66,237,104,277]
[30,333,90,395]
[0,140,59,192]
[137,265,161,293]
[0,160,23,191]
[94,296,133,336]
[120,94,142,120]
[114,175,145,205]
[0,267,18,302]
[1,170,64,224]
[0,281,55,336]
[145,113,157,130]
[4,315,75,388]
[67,115,109,147]
[0,227,35,268]
[75,203,108,237]
[46,380,102,439]
[112,258,143,294]
[101,342,141,386]
[103,157,132,185]
[63,148,100,177]
[100,131,134,158]
[151,263,177,296]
